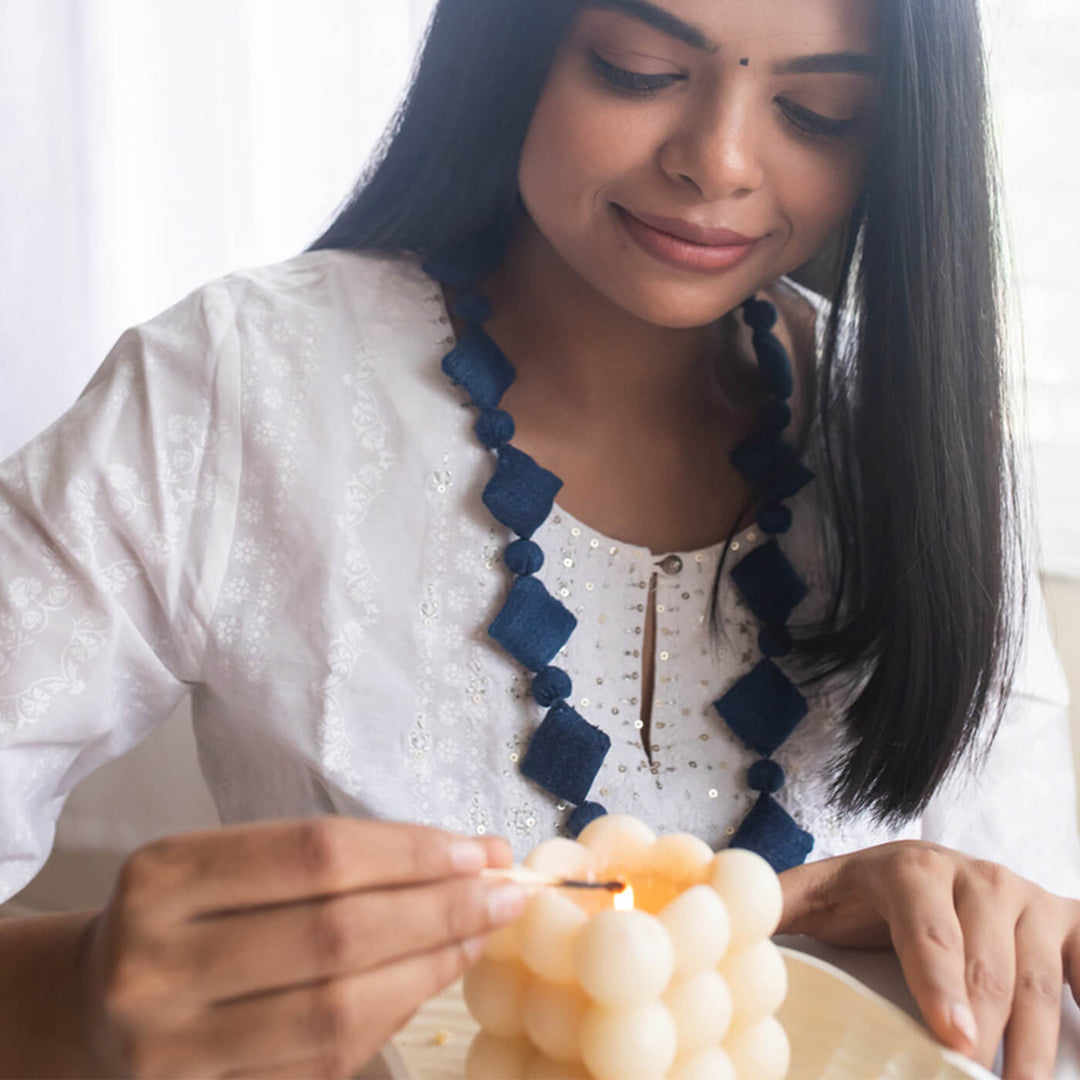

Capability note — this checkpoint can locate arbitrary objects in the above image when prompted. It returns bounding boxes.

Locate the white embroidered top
[1,248,1078,904]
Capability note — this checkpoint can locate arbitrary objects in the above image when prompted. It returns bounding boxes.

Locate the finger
[1001,904,1064,1080]
[880,849,976,1054]
[953,868,1018,1068]
[173,873,526,1004]
[196,935,487,1074]
[124,818,494,920]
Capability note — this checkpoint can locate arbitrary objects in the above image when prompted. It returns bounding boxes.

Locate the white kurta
[1,248,1077,903]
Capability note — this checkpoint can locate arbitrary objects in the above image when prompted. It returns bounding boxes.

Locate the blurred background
[1,0,1078,915]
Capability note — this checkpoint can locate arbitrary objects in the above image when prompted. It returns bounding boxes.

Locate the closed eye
[587,51,685,96]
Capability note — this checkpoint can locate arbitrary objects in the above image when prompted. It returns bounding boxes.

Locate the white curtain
[0,0,1076,855]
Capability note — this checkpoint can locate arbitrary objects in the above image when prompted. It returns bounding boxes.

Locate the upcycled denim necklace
[423,247,816,873]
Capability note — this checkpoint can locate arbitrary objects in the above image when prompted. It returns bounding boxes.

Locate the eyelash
[586,51,859,141]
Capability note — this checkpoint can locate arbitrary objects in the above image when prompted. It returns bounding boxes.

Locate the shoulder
[213,247,436,327]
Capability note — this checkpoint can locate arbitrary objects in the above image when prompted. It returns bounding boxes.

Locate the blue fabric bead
[757,399,793,433]
[730,792,814,872]
[475,408,515,449]
[489,576,577,671]
[731,431,814,501]
[453,290,493,324]
[752,329,795,400]
[747,758,786,794]
[483,445,563,539]
[741,296,779,330]
[505,538,544,577]
[532,665,572,707]
[568,801,608,836]
[441,323,516,409]
[731,539,808,625]
[714,658,809,757]
[758,624,793,657]
[757,502,793,535]
[520,702,611,805]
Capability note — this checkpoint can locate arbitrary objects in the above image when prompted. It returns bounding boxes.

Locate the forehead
[577,0,878,55]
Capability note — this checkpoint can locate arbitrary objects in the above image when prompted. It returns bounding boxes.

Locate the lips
[615,205,762,247]
[613,203,764,273]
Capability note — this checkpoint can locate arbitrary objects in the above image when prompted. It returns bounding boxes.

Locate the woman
[1,0,1078,1076]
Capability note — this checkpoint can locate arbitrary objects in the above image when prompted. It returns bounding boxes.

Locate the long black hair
[307,0,1023,828]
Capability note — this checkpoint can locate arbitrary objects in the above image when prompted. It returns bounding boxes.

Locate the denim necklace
[423,248,816,873]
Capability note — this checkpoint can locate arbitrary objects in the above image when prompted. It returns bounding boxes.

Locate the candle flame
[613,883,634,911]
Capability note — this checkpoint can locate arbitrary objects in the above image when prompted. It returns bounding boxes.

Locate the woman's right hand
[78,817,524,1079]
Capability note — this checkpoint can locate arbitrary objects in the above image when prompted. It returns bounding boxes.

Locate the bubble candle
[463,815,791,1080]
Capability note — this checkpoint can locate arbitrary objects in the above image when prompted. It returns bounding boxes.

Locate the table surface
[362,935,1080,1080]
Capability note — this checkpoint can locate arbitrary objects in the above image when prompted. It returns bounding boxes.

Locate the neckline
[420,254,814,564]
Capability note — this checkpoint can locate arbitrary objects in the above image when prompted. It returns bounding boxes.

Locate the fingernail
[950,1002,978,1046]
[486,884,528,924]
[463,935,488,963]
[451,841,486,874]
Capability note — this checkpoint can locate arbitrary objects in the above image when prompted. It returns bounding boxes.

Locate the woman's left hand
[778,841,1080,1078]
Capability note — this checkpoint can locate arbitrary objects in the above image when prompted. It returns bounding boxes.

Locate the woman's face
[516,0,879,327]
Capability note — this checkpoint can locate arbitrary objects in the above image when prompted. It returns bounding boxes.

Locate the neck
[464,215,756,440]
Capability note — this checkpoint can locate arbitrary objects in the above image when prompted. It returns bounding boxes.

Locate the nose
[658,86,766,200]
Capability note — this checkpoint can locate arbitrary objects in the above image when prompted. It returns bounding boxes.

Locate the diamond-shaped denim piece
[730,791,814,872]
[483,445,563,539]
[488,576,577,672]
[730,431,814,500]
[713,659,808,757]
[441,322,516,409]
[520,702,611,805]
[731,538,808,625]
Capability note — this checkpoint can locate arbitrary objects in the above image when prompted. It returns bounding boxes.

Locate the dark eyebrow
[583,0,720,54]
[583,0,879,76]
[774,52,879,76]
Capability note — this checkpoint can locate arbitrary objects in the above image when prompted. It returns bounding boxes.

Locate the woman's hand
[78,817,524,1079]
[779,840,1080,1079]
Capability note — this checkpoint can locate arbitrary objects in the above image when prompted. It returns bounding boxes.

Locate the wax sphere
[708,848,783,949]
[574,909,675,1008]
[482,918,522,962]
[462,956,529,1038]
[525,1052,590,1079]
[666,1046,738,1080]
[576,813,656,872]
[464,1033,533,1079]
[648,832,715,890]
[658,885,731,979]
[723,1015,791,1080]
[719,939,788,1029]
[663,969,733,1055]
[580,1000,678,1080]
[520,889,589,984]
[525,837,597,880]
[522,978,589,1064]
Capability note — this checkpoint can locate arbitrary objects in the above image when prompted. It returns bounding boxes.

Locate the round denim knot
[758,624,793,658]
[758,399,793,433]
[568,801,607,835]
[742,296,779,330]
[748,758,785,794]
[475,408,515,449]
[453,289,493,324]
[532,665,572,707]
[504,538,544,576]
[757,502,793,535]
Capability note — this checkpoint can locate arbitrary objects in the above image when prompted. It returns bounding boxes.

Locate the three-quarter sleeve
[920,576,1080,899]
[0,279,242,902]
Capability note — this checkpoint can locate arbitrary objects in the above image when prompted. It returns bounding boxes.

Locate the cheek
[518,78,654,234]
[773,146,866,256]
